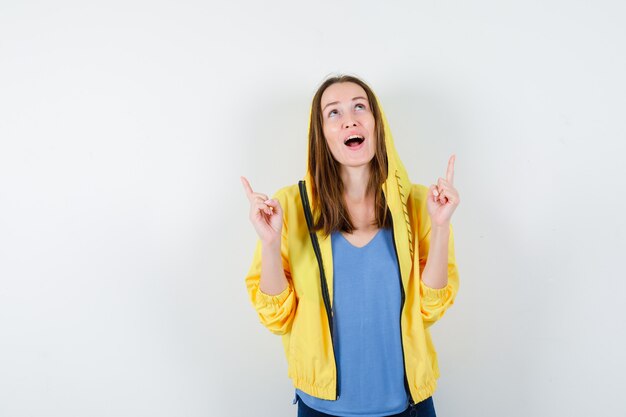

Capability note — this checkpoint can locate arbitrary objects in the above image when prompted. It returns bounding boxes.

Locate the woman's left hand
[427,154,460,227]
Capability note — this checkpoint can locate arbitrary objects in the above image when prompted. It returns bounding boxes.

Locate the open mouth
[344,135,365,147]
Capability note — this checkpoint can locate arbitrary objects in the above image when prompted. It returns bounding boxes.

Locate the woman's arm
[242,182,297,335]
[259,241,289,295]
[420,222,450,290]
[418,156,460,327]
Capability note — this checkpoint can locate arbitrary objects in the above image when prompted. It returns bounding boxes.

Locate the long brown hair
[308,75,391,236]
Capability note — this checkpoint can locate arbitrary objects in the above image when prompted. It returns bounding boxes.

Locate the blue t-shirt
[295,227,409,416]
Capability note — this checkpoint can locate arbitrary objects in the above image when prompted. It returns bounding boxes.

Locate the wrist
[261,239,281,252]
[431,222,450,231]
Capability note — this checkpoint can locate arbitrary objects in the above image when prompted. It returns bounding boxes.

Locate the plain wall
[1,0,625,416]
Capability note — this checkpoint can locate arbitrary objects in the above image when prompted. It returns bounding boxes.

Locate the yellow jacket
[244,100,459,405]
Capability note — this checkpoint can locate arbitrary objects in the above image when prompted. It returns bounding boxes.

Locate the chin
[339,158,375,169]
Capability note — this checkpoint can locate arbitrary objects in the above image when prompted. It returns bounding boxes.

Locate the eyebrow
[322,96,368,113]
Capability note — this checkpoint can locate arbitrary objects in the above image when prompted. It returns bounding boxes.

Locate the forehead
[320,82,368,108]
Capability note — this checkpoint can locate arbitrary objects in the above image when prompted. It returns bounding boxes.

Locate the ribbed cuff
[420,279,451,299]
[257,284,291,306]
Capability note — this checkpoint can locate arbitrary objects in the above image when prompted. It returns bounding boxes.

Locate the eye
[328,109,339,117]
[355,103,366,110]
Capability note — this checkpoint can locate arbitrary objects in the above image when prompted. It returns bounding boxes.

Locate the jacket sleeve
[414,185,460,329]
[244,191,297,336]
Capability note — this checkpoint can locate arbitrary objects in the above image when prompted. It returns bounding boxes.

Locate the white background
[1,1,625,416]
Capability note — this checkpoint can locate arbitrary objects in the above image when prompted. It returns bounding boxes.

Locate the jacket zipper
[297,181,415,405]
[387,197,416,408]
[298,180,339,400]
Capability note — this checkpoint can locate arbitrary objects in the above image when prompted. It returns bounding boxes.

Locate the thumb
[264,198,282,214]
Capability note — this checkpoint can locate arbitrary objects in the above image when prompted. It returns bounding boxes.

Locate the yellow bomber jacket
[244,104,460,405]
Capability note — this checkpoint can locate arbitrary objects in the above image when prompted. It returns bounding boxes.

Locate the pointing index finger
[240,176,254,201]
[446,154,455,185]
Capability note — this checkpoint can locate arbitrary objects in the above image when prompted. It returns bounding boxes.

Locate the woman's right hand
[240,176,283,247]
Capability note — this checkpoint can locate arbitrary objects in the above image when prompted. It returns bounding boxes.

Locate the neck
[340,164,371,203]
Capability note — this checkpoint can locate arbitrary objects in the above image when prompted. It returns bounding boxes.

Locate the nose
[343,115,357,129]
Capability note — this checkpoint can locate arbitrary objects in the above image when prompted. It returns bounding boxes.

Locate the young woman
[242,75,460,417]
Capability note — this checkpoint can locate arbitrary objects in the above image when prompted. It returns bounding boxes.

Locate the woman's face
[320,82,376,169]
